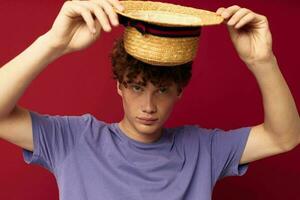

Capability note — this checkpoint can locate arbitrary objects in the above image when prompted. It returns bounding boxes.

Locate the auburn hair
[110,37,193,94]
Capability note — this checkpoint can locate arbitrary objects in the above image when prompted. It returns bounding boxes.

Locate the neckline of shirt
[111,122,172,149]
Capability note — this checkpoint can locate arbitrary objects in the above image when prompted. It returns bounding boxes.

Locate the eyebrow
[130,81,145,86]
[123,81,144,89]
[129,80,173,88]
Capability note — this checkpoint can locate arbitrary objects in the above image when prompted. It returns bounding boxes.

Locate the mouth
[136,117,158,125]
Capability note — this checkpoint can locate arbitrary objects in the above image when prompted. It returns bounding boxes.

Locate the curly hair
[110,37,193,94]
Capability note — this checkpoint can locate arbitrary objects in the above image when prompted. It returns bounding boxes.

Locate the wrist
[245,54,278,76]
[38,31,68,57]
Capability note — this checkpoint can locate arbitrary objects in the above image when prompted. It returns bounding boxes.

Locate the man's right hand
[44,0,124,55]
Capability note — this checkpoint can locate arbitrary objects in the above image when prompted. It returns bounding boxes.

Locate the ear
[177,88,183,100]
[117,81,123,97]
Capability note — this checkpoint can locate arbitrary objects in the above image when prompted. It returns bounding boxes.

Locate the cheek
[158,99,176,114]
[122,94,139,113]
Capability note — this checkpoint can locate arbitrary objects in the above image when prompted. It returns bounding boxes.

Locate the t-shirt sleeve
[22,111,92,172]
[210,126,252,181]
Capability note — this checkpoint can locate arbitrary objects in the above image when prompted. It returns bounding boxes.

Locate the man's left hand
[216,5,275,69]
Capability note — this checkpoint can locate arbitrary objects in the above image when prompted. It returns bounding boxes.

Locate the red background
[0,0,300,199]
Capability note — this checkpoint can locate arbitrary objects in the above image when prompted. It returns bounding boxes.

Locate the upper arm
[240,124,289,164]
[0,106,33,151]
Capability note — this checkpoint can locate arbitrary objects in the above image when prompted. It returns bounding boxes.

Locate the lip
[136,117,158,125]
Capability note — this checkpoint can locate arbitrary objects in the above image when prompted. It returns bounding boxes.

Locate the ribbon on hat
[119,15,201,38]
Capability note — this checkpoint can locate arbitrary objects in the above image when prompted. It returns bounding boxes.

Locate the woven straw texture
[124,27,199,66]
[116,0,223,27]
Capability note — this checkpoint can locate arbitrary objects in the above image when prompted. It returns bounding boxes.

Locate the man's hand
[215,6,300,165]
[216,5,274,70]
[44,0,124,55]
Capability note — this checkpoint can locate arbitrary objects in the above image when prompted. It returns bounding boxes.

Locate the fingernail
[118,5,124,11]
[114,20,119,26]
[112,20,119,26]
[92,28,96,34]
[227,20,234,25]
[234,25,240,29]
[222,12,229,18]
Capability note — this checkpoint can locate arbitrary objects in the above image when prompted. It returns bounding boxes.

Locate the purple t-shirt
[23,111,251,200]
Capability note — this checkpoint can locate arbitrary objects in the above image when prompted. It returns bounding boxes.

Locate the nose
[142,93,157,114]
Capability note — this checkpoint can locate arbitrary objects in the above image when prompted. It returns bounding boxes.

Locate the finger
[93,5,113,31]
[76,1,112,32]
[106,0,124,11]
[94,0,119,26]
[74,0,124,11]
[72,3,97,33]
[221,5,241,19]
[81,10,97,33]
[216,7,225,15]
[234,13,256,29]
[227,8,252,26]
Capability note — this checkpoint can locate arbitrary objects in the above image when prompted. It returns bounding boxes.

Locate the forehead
[123,70,172,83]
[128,76,175,88]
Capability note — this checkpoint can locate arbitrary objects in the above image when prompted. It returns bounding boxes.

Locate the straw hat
[115,1,223,66]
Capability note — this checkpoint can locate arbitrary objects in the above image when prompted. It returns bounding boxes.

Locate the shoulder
[173,124,214,135]
[29,111,109,131]
[166,124,217,156]
[169,124,214,143]
[73,113,109,130]
[169,124,250,149]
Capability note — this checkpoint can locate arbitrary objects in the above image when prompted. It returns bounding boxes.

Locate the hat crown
[116,1,223,66]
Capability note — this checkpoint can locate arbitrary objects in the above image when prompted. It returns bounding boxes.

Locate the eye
[158,87,168,94]
[131,85,143,92]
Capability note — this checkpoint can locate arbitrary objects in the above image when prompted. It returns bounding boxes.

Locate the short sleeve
[22,111,92,173]
[210,126,252,181]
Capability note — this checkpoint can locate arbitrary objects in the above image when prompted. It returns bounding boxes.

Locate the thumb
[94,20,102,36]
[227,25,239,43]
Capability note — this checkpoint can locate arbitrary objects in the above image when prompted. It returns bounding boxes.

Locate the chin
[135,122,162,135]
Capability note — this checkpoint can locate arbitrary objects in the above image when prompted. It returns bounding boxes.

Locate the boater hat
[115,1,223,66]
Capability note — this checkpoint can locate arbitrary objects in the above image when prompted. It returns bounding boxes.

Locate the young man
[0,0,299,199]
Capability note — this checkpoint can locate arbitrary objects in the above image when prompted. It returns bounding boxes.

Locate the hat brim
[115,1,224,27]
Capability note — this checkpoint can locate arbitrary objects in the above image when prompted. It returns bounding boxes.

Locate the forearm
[0,32,63,118]
[249,56,300,149]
